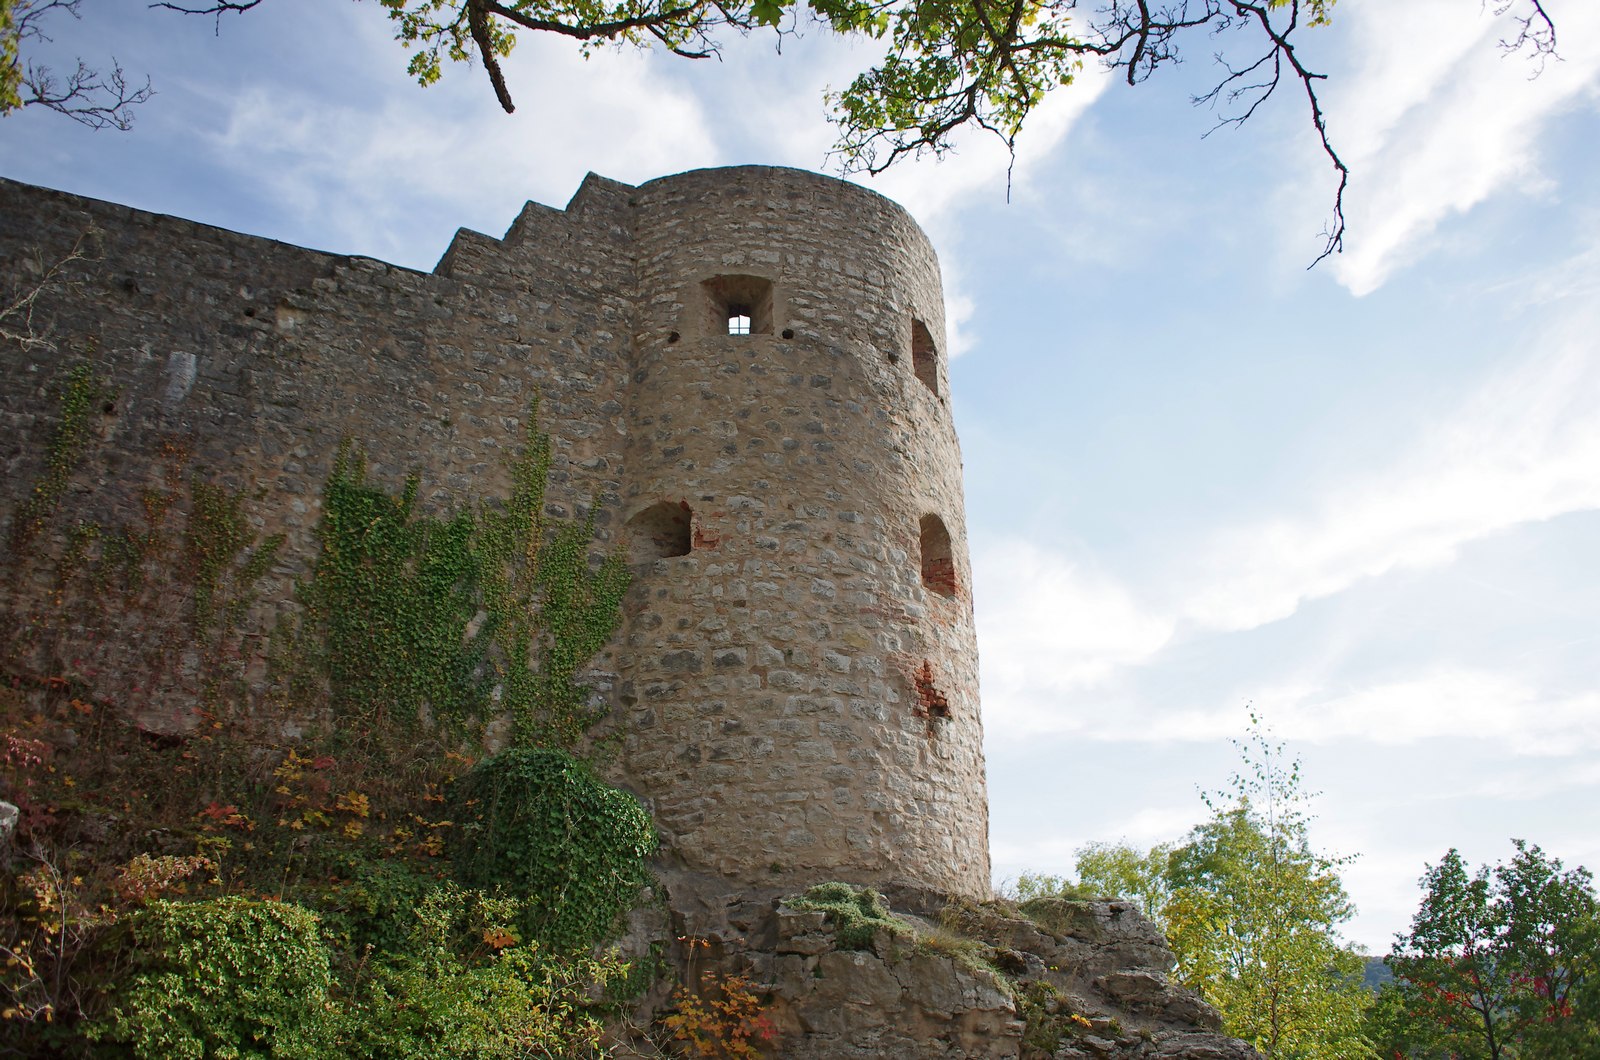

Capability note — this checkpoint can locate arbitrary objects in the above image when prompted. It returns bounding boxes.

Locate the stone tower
[0,165,990,900]
[614,169,990,899]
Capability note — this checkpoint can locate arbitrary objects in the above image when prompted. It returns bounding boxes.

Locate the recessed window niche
[627,501,693,561]
[919,514,958,597]
[703,275,773,337]
[911,319,939,396]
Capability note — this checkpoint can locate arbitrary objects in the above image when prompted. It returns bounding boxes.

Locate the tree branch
[4,0,152,128]
[467,0,515,112]
[0,227,101,352]
[1491,0,1558,75]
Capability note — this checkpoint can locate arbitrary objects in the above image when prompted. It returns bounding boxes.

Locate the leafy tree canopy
[1372,840,1600,1060]
[1164,717,1370,1059]
[7,0,1564,262]
[1032,714,1371,1059]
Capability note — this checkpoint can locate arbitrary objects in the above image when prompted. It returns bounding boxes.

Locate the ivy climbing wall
[0,166,990,901]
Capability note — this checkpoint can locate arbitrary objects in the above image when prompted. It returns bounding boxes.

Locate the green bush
[448,748,655,952]
[92,897,335,1059]
[317,857,446,960]
[338,884,628,1059]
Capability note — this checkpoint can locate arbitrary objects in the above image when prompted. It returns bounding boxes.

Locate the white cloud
[974,538,1173,731]
[978,301,1600,719]
[1178,322,1600,634]
[859,65,1112,358]
[205,20,717,265]
[1270,669,1600,756]
[864,64,1113,231]
[1498,216,1600,307]
[1327,0,1600,294]
[1102,803,1208,846]
[989,800,1201,886]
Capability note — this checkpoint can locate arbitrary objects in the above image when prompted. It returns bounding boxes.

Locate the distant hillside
[1363,954,1394,992]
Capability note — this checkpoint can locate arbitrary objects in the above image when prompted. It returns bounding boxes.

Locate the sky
[3,0,1598,953]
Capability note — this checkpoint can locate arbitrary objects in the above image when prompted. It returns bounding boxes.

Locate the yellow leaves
[335,790,371,819]
[198,802,251,830]
[114,853,211,904]
[663,973,777,1059]
[273,748,309,784]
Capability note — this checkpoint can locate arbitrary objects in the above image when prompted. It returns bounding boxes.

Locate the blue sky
[4,0,1598,952]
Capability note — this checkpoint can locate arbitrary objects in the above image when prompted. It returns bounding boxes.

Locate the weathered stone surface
[2,170,1259,1060]
[608,883,1259,1060]
[1095,971,1220,1029]
[0,166,987,900]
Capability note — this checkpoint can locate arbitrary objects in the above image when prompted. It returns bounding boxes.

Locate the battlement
[0,166,990,898]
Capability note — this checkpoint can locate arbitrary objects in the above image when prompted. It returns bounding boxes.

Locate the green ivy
[448,748,656,953]
[10,363,104,552]
[475,400,631,748]
[295,445,486,731]
[293,402,629,748]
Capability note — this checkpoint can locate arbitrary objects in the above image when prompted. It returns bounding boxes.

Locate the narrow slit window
[919,514,958,597]
[911,319,939,397]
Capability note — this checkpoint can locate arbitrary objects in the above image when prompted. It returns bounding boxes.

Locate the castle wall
[0,167,989,899]
[0,176,633,730]
[616,169,989,897]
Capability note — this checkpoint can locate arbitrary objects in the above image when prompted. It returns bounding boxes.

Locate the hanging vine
[292,398,629,751]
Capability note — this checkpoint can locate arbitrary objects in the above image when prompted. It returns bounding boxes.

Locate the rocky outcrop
[612,877,1262,1060]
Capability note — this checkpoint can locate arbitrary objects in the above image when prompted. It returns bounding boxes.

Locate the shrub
[663,971,776,1059]
[784,883,909,950]
[338,884,629,1059]
[92,897,335,1059]
[448,748,655,952]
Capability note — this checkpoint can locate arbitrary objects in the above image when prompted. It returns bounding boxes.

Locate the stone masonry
[0,166,990,900]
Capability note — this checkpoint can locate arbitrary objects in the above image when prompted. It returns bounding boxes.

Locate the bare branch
[1178,1,1346,263]
[22,57,152,129]
[0,227,102,352]
[148,0,265,29]
[5,0,153,128]
[1490,0,1558,73]
[1232,1,1346,263]
[482,0,724,41]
